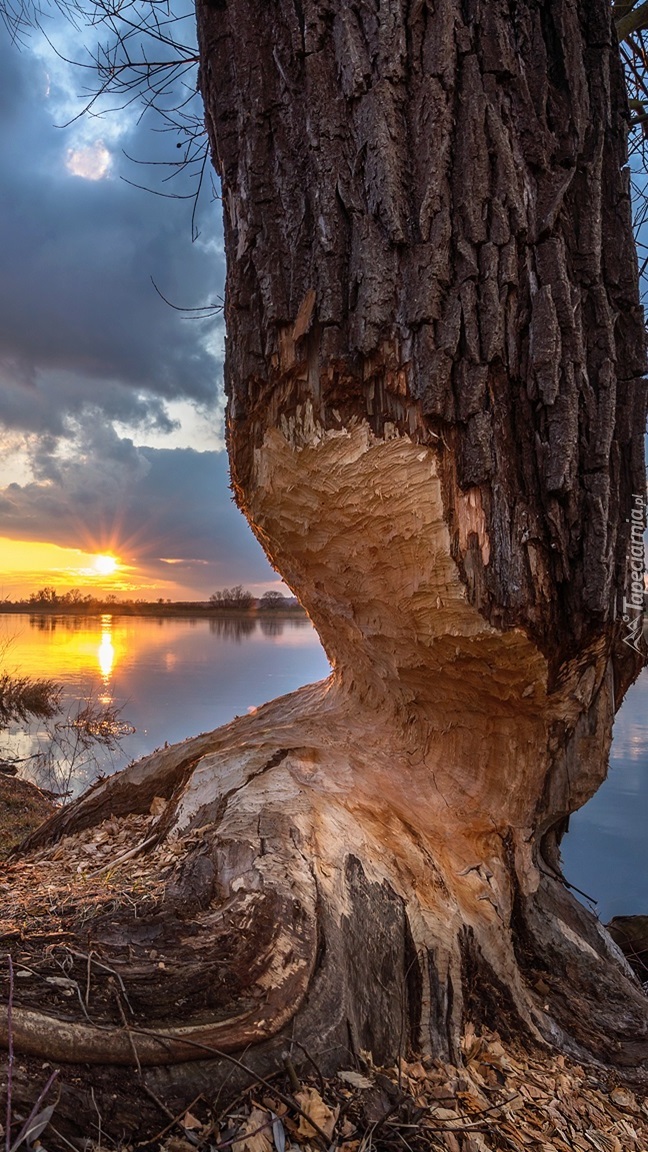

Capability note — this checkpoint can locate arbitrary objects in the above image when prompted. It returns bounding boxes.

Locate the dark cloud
[0,24,224,438]
[0,23,277,595]
[0,435,277,593]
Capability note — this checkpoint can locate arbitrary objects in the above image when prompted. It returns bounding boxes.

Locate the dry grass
[0,807,185,949]
[0,775,54,857]
[2,800,648,1151]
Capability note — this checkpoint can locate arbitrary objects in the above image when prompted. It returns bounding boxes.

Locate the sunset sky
[0,9,281,601]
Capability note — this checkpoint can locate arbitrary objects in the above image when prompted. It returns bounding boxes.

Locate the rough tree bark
[2,0,648,1140]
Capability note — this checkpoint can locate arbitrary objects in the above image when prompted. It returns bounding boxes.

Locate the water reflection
[206,615,311,640]
[260,617,285,637]
[0,613,330,800]
[11,607,646,918]
[563,667,648,920]
[29,614,88,632]
[97,615,115,704]
[98,618,115,681]
[208,616,257,640]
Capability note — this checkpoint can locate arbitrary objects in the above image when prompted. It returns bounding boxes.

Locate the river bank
[1,776,648,1149]
[0,602,308,620]
[0,773,54,855]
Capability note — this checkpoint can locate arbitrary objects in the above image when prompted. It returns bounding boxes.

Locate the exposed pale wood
[2,0,648,1142]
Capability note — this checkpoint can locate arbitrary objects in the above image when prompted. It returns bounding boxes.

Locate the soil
[7,1023,648,1151]
[0,809,254,1030]
[3,799,648,1149]
[0,774,54,856]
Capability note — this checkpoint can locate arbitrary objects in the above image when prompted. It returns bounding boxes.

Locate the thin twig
[150,275,222,316]
[420,1091,521,1131]
[87,833,159,877]
[90,1087,103,1151]
[212,1113,278,1150]
[85,949,93,1007]
[141,1084,200,1146]
[65,946,134,1012]
[5,956,13,1152]
[287,1036,327,1096]
[283,1054,301,1093]
[125,1027,332,1149]
[45,1121,84,1152]
[211,1069,283,1134]
[147,1091,204,1145]
[140,1081,177,1124]
[113,987,142,1077]
[9,1069,59,1152]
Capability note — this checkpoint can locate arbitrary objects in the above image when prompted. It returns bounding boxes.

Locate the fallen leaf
[295,1087,339,1140]
[231,1108,273,1152]
[430,1107,459,1121]
[270,1113,285,1152]
[181,1112,201,1131]
[337,1070,373,1090]
[162,1139,195,1152]
[10,1104,57,1152]
[610,1087,636,1110]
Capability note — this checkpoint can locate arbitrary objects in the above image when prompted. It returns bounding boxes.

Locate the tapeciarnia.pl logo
[622,492,647,656]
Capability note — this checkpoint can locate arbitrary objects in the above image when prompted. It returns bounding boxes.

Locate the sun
[93,554,118,577]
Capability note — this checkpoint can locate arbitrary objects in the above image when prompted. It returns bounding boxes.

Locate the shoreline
[0,603,309,621]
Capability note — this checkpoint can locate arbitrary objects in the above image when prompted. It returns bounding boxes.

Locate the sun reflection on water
[98,629,114,676]
[98,616,115,701]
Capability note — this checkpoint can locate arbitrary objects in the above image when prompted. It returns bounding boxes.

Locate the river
[0,612,330,796]
[0,611,645,922]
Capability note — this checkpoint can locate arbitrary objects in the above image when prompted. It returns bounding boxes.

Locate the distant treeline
[0,585,306,617]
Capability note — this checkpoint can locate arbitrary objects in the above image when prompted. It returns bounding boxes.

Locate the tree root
[2,678,648,1143]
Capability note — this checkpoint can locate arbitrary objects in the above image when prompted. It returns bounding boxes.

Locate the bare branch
[150,275,223,316]
[616,0,648,41]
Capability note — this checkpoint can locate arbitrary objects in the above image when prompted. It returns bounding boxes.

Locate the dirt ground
[2,789,648,1150]
[0,774,54,856]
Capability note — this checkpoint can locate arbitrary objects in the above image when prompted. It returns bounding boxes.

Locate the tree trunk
[2,0,648,1142]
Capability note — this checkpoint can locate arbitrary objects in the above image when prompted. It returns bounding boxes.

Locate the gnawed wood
[1,806,317,1065]
[608,916,648,981]
[2,0,648,1142]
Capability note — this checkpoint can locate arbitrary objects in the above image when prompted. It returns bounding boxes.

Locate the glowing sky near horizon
[0,12,282,601]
